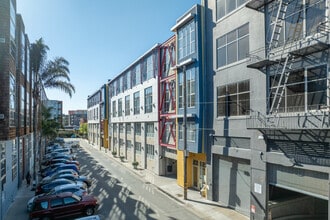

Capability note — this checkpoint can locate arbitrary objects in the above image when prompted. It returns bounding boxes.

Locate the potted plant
[119,156,125,162]
[112,151,117,157]
[132,161,139,169]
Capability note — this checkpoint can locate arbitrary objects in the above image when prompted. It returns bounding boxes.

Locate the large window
[20,86,25,127]
[125,95,130,116]
[217,80,250,117]
[133,91,140,115]
[146,55,154,80]
[112,100,116,117]
[135,123,141,136]
[178,67,195,109]
[178,122,196,142]
[118,98,122,116]
[1,143,6,187]
[144,87,153,113]
[145,123,154,137]
[266,0,326,47]
[178,20,196,60]
[146,144,155,159]
[10,0,16,58]
[9,73,16,127]
[216,23,249,68]
[216,0,247,20]
[270,65,327,113]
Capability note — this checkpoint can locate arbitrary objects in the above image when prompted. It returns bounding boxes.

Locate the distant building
[44,100,63,125]
[62,114,70,127]
[68,110,87,127]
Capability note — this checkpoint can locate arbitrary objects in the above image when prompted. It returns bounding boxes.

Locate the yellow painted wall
[177,150,206,187]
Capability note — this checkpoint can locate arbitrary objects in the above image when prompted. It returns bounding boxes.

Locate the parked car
[56,174,92,187]
[29,192,99,220]
[41,169,79,183]
[35,178,86,195]
[42,164,80,178]
[27,184,88,212]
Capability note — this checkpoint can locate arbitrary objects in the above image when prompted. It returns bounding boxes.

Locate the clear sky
[17,0,201,114]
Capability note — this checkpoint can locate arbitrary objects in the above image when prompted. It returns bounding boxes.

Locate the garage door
[214,155,251,215]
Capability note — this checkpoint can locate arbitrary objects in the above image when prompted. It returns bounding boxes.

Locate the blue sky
[17,0,200,114]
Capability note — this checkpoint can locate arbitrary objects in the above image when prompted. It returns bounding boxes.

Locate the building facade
[44,100,63,125]
[69,109,87,127]
[87,85,107,149]
[171,4,212,191]
[108,44,161,174]
[206,0,330,219]
[0,0,41,218]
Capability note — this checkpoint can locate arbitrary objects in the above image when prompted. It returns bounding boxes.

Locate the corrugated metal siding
[268,164,329,199]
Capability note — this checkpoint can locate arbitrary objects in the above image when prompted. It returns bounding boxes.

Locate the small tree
[79,123,88,138]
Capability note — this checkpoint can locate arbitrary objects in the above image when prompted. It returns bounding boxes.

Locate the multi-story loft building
[62,114,70,127]
[108,44,161,174]
[158,36,178,176]
[171,4,212,191]
[0,0,43,218]
[87,86,107,148]
[205,0,330,219]
[44,100,63,125]
[68,109,87,127]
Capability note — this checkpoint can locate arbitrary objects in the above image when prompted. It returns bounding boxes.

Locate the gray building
[205,0,329,219]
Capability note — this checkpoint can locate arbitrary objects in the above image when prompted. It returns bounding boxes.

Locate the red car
[29,192,99,220]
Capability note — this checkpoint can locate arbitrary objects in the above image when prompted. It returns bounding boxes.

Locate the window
[144,87,153,113]
[178,20,196,60]
[178,122,196,142]
[145,123,154,137]
[119,124,124,133]
[10,0,16,58]
[63,197,77,205]
[133,91,140,115]
[9,73,16,127]
[270,65,327,113]
[126,140,132,149]
[266,0,326,47]
[126,123,131,134]
[178,67,195,109]
[216,23,249,68]
[146,55,154,80]
[216,0,247,20]
[50,198,63,208]
[125,95,130,116]
[135,142,141,153]
[112,100,116,117]
[1,143,6,187]
[118,98,122,116]
[217,80,250,117]
[21,86,25,127]
[146,144,155,159]
[135,123,141,135]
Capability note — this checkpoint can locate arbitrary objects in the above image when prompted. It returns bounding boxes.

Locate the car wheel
[85,206,94,216]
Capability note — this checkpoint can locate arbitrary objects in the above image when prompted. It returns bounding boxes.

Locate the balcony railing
[247,109,330,130]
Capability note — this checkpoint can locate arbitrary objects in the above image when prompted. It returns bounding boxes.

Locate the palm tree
[30,38,75,180]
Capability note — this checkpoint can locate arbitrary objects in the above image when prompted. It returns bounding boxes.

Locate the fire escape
[246,0,330,129]
[159,36,177,148]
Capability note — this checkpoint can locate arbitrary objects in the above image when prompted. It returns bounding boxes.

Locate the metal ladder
[268,0,288,53]
[268,0,304,115]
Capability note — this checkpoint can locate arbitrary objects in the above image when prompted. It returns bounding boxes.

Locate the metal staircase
[268,0,304,115]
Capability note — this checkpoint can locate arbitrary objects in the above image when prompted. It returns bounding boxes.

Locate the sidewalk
[86,140,248,220]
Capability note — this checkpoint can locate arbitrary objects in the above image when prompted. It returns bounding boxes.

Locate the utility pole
[183,65,188,200]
